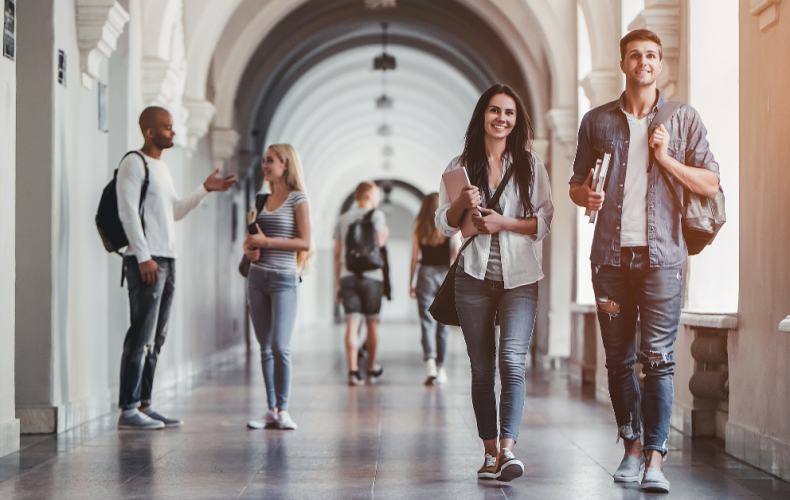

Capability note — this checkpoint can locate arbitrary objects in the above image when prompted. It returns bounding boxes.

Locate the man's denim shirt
[570,91,719,268]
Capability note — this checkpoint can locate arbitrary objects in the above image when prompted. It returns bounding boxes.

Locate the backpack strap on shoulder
[648,101,685,213]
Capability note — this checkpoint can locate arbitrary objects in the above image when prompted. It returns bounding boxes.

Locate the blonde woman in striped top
[244,144,312,431]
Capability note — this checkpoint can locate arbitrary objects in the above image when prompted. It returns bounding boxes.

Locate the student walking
[408,193,457,385]
[245,144,311,431]
[334,182,389,386]
[116,106,237,430]
[435,85,554,482]
[569,30,720,493]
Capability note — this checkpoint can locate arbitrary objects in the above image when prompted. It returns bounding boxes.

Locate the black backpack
[95,151,149,254]
[345,210,384,275]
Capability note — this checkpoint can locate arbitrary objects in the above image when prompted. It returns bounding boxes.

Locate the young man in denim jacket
[569,29,720,493]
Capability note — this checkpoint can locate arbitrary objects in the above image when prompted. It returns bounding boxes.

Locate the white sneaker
[118,410,165,430]
[278,411,297,430]
[425,359,438,385]
[247,409,279,429]
[436,366,448,384]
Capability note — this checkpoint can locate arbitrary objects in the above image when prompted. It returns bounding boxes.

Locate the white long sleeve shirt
[116,151,208,263]
[435,153,554,289]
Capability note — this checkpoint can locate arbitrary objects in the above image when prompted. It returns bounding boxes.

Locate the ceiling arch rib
[210,0,536,140]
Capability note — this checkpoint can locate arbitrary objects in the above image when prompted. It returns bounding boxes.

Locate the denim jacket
[570,91,719,268]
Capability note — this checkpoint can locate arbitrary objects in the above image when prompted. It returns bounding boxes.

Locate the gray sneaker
[118,410,165,430]
[142,408,182,427]
[613,455,645,482]
[642,467,670,493]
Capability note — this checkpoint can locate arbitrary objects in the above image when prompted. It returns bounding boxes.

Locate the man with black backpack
[115,106,236,430]
[569,30,721,493]
[334,182,389,386]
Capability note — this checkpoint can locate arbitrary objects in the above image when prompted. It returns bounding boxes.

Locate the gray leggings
[247,266,299,410]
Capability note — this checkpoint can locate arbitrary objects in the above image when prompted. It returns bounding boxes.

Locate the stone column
[15,0,57,434]
[0,4,19,457]
[543,108,578,365]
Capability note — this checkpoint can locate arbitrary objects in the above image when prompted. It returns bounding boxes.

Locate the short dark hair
[620,29,663,61]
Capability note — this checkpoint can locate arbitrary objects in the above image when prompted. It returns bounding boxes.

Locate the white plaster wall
[729,0,790,481]
[685,0,739,313]
[0,43,19,455]
[12,0,248,432]
[51,0,112,409]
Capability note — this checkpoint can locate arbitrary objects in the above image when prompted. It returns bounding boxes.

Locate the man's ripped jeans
[591,247,683,456]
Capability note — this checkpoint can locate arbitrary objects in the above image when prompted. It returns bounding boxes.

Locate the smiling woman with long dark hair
[435,84,554,482]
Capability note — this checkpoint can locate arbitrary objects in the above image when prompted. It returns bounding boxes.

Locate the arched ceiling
[263,45,479,241]
[185,0,578,242]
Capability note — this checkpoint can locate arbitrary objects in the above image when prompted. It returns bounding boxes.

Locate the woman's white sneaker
[247,409,279,429]
[277,411,297,430]
[436,366,448,384]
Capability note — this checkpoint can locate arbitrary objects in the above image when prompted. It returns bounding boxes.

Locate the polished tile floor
[1,323,788,499]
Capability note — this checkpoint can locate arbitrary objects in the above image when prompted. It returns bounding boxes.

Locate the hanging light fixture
[364,0,396,9]
[374,22,395,168]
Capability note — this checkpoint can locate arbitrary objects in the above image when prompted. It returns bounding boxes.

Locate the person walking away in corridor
[335,182,388,386]
[435,84,554,482]
[244,144,312,431]
[117,106,237,430]
[408,192,458,385]
[569,30,720,493]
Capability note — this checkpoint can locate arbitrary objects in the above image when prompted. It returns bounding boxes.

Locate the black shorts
[340,275,383,318]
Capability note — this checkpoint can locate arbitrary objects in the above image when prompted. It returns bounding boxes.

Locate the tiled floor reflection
[0,323,787,499]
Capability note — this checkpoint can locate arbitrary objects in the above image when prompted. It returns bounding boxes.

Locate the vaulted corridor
[2,0,790,497]
[0,324,787,499]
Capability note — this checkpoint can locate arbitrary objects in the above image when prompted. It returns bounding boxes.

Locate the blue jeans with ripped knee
[591,247,682,456]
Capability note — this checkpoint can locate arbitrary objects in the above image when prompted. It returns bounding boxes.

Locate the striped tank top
[251,191,308,274]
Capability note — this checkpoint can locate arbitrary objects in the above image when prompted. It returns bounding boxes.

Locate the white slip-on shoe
[118,410,165,430]
[613,455,645,482]
[277,411,297,430]
[141,408,183,427]
[641,467,670,493]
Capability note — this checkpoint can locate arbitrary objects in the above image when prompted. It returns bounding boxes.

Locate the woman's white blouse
[434,152,554,289]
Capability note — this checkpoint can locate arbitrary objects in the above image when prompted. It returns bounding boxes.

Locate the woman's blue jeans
[247,267,299,411]
[416,264,449,364]
[455,270,539,442]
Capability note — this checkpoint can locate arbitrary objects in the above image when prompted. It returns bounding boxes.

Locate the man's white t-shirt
[621,114,649,247]
[116,151,208,263]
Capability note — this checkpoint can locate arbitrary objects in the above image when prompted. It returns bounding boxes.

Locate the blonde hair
[267,144,313,275]
[414,193,445,246]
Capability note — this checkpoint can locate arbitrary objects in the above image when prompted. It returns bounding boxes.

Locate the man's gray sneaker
[641,467,670,493]
[118,411,165,430]
[613,455,645,482]
[142,408,182,427]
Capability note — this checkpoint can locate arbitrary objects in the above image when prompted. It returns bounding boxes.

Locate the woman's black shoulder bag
[428,165,515,327]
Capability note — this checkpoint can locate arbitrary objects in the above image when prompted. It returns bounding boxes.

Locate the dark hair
[461,84,534,214]
[619,29,663,61]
